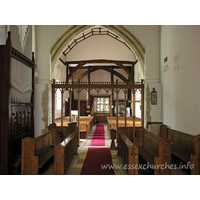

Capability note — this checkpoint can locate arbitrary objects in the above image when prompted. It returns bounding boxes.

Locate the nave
[41,123,189,175]
[42,124,127,175]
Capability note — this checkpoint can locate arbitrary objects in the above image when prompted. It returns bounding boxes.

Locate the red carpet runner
[80,147,115,175]
[90,125,105,146]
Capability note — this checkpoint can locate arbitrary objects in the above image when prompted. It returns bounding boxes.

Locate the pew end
[54,133,77,175]
[21,137,39,175]
[190,134,200,175]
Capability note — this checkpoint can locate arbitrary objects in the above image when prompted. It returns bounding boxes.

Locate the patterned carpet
[79,123,111,147]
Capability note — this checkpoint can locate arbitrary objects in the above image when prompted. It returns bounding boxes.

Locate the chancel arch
[50,25,146,80]
[50,25,145,124]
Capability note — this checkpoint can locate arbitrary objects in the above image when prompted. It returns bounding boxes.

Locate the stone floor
[42,146,127,175]
[42,123,189,175]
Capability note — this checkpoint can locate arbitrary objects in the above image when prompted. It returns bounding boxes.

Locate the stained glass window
[95,97,110,113]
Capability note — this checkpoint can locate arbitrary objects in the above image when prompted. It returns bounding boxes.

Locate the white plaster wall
[65,34,136,62]
[125,25,160,83]
[0,25,6,44]
[36,25,68,81]
[35,25,69,135]
[125,25,161,127]
[160,25,200,135]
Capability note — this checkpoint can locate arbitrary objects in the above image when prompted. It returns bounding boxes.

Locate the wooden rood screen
[52,78,144,143]
[0,32,35,174]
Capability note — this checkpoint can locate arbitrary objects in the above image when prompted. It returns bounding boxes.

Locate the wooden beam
[115,62,133,82]
[66,59,138,65]
[53,82,143,90]
[67,62,86,81]
[59,58,65,65]
[74,68,128,82]
[74,65,132,69]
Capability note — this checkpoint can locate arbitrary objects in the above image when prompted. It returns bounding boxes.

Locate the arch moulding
[50,25,146,79]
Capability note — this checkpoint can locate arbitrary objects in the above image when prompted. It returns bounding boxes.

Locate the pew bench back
[138,130,171,175]
[167,129,194,163]
[21,131,54,174]
[143,131,160,161]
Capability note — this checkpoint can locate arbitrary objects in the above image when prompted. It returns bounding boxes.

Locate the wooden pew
[137,130,171,175]
[55,116,94,139]
[118,127,145,141]
[106,116,142,142]
[49,123,69,144]
[117,132,138,175]
[21,131,54,175]
[147,122,200,175]
[80,116,94,139]
[54,122,78,175]
[165,128,200,175]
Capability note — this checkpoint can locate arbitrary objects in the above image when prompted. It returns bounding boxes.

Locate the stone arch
[50,25,146,79]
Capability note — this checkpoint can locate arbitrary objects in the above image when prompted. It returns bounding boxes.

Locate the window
[95,97,110,113]
[56,89,61,110]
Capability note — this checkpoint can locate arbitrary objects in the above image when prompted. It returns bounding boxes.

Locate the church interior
[0,23,199,197]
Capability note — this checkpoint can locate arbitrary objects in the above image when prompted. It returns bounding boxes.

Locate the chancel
[1,25,200,176]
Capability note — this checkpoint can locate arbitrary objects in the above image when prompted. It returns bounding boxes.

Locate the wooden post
[128,89,139,175]
[128,77,132,116]
[78,79,80,144]
[116,79,118,143]
[124,88,127,128]
[52,79,56,124]
[110,128,117,150]
[132,89,135,145]
[31,52,35,138]
[87,66,90,105]
[141,79,144,127]
[66,64,69,82]
[111,67,114,116]
[69,89,72,122]
[128,90,136,145]
[61,88,64,127]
